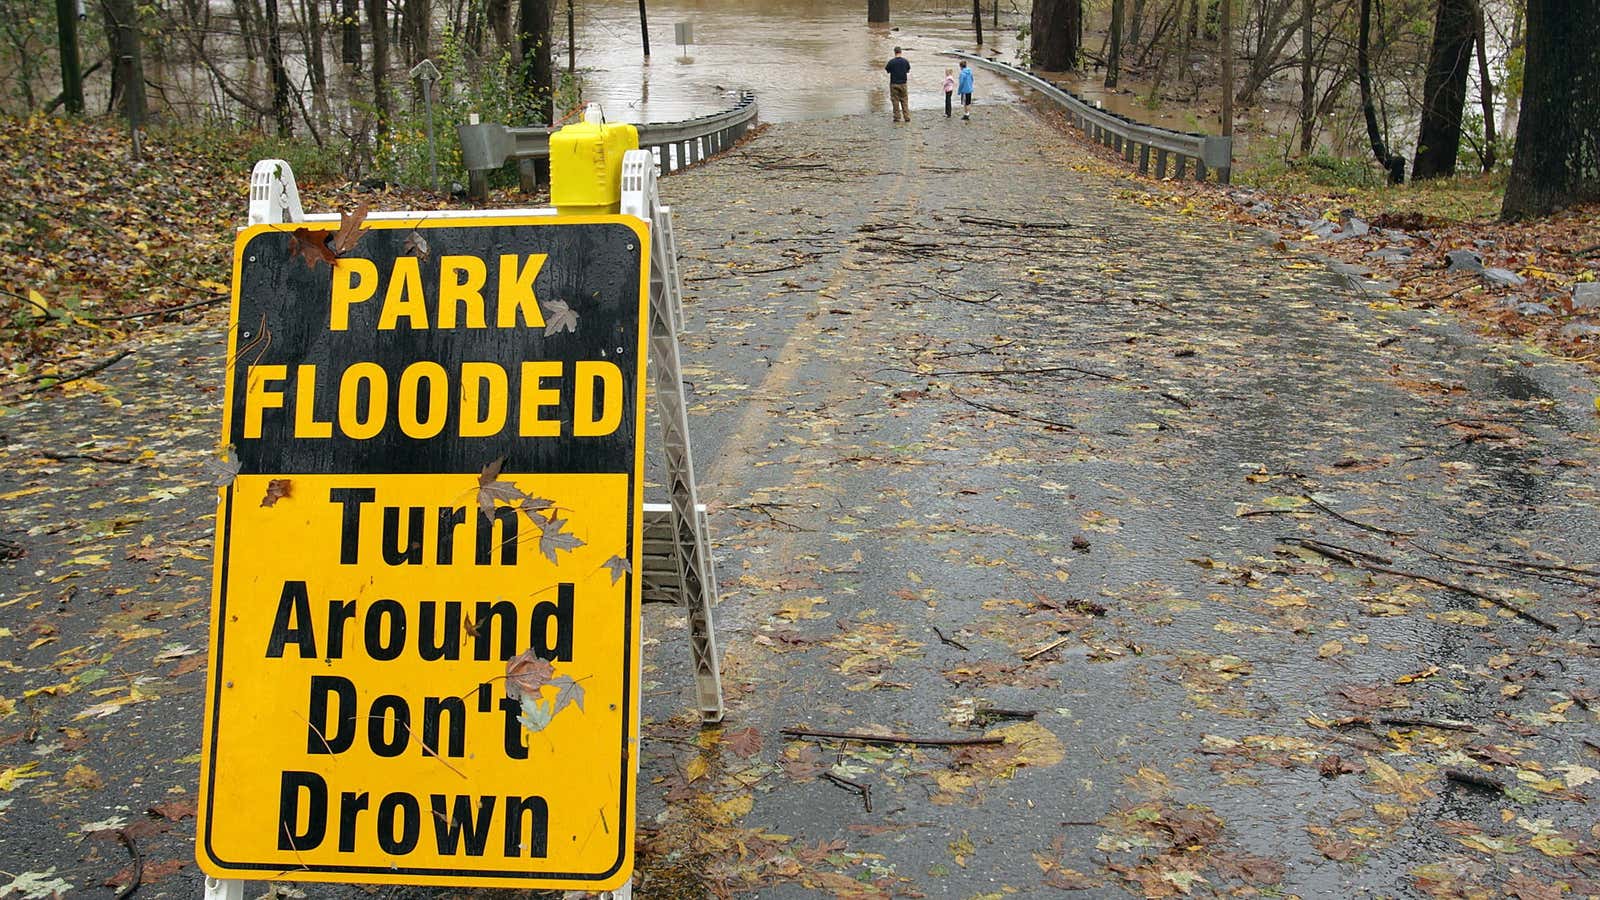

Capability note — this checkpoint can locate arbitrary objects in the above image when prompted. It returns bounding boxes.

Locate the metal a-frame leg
[621,150,726,724]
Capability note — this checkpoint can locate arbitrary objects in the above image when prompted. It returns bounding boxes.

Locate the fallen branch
[89,294,227,322]
[781,727,1003,747]
[1303,494,1415,537]
[931,625,969,651]
[950,390,1076,430]
[1378,715,1478,733]
[974,707,1036,724]
[1299,543,1561,632]
[39,450,136,465]
[1022,635,1073,661]
[822,771,873,812]
[113,827,144,899]
[1444,768,1505,793]
[1285,537,1393,566]
[920,364,1124,381]
[18,349,133,395]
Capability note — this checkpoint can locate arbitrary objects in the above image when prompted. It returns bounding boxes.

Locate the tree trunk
[1106,0,1123,86]
[488,0,514,63]
[1298,0,1313,153]
[1030,0,1081,71]
[972,0,983,44]
[103,0,148,124]
[364,0,390,133]
[1502,0,1600,218]
[341,0,362,69]
[1412,0,1475,179]
[1358,0,1405,184]
[1472,0,1495,171]
[55,0,85,114]
[519,0,553,122]
[264,0,292,134]
[868,0,889,24]
[1130,0,1147,47]
[402,0,431,64]
[1219,0,1231,135]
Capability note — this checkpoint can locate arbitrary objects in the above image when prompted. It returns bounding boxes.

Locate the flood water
[572,0,1030,123]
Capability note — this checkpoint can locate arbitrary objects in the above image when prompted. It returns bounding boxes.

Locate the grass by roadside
[0,115,477,407]
[1029,98,1600,375]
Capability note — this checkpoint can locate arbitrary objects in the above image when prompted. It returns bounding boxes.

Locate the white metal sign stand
[204,149,726,900]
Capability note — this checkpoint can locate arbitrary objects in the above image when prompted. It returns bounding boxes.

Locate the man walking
[886,46,911,123]
[958,60,974,120]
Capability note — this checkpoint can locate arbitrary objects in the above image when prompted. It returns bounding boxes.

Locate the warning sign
[197,215,649,890]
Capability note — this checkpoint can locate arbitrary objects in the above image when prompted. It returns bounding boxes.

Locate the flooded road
[572,0,1029,122]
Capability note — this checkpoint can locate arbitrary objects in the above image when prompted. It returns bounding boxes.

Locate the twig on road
[950,390,1076,430]
[822,771,873,812]
[782,727,1003,747]
[113,827,144,899]
[1291,539,1561,632]
[1302,494,1415,537]
[16,349,133,395]
[1022,635,1073,661]
[931,626,969,651]
[38,450,136,465]
[1444,768,1506,793]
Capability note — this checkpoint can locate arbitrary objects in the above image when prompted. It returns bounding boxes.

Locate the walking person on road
[886,46,911,123]
[958,60,974,120]
[943,68,956,117]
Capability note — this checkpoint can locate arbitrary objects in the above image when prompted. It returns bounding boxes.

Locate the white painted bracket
[203,876,245,900]
[247,159,305,226]
[621,148,726,723]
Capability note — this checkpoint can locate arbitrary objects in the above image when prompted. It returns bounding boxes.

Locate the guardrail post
[1195,158,1208,181]
[1123,140,1134,164]
[1174,155,1188,180]
[1139,144,1151,174]
[1113,134,1123,153]
[1156,148,1168,178]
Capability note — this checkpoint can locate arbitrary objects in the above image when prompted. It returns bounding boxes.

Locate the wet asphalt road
[1,103,1597,898]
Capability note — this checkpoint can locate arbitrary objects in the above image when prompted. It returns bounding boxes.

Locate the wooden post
[868,0,889,23]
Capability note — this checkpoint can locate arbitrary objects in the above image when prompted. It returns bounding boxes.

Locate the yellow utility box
[550,108,640,215]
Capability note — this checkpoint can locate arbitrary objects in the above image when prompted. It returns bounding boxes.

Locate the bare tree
[1358,0,1406,183]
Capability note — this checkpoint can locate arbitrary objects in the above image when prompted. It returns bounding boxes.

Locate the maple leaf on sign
[540,298,579,335]
[288,228,335,269]
[332,202,370,255]
[518,696,554,733]
[538,516,586,563]
[260,478,291,507]
[603,554,632,584]
[504,648,553,700]
[476,457,530,519]
[402,229,430,260]
[549,675,585,715]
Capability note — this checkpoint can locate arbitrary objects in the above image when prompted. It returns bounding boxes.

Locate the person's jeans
[945,91,952,117]
[890,84,909,121]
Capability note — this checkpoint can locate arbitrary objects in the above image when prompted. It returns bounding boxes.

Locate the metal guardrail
[457,91,759,199]
[948,52,1232,183]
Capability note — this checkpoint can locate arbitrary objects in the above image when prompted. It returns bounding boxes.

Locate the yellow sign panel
[198,215,649,890]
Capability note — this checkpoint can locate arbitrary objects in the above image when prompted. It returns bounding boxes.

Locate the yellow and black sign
[198,214,649,890]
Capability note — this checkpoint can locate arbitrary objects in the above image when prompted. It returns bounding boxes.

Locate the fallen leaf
[603,553,632,584]
[260,478,291,507]
[723,726,763,759]
[504,649,553,700]
[541,298,579,335]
